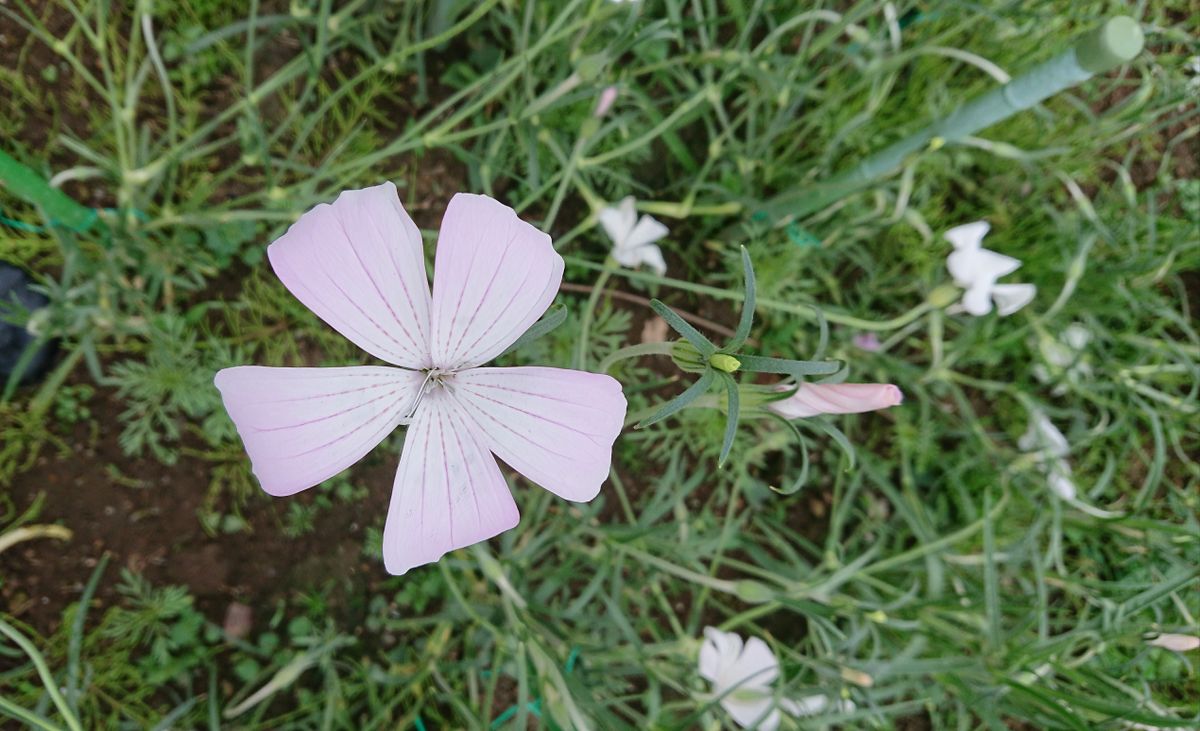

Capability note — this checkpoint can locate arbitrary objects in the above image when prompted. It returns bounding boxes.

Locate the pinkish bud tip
[593,86,619,118]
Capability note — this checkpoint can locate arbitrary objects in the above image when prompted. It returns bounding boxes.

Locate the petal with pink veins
[448,367,627,502]
[214,366,423,496]
[429,194,563,369]
[267,182,433,369]
[382,388,520,575]
[769,383,903,420]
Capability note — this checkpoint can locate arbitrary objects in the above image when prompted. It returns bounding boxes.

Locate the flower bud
[709,353,741,373]
[670,340,707,373]
[927,283,961,308]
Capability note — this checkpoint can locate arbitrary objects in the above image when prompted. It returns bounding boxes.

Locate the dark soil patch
[0,380,399,636]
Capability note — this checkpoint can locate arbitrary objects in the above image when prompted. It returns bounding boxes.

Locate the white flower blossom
[1018,410,1076,500]
[944,221,1036,316]
[1033,323,1093,394]
[698,627,854,730]
[598,196,668,276]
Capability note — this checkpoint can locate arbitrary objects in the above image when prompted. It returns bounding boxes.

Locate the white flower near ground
[1018,410,1076,500]
[698,627,854,730]
[598,196,669,276]
[944,221,1036,316]
[1033,323,1093,394]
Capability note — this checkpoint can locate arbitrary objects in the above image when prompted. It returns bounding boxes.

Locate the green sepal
[765,412,810,495]
[737,354,842,378]
[726,246,756,352]
[650,299,716,358]
[717,372,740,467]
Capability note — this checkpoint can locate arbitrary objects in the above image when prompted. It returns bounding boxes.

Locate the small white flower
[944,222,1036,316]
[698,628,853,730]
[1033,323,1093,394]
[699,627,784,730]
[598,196,669,276]
[1019,410,1076,500]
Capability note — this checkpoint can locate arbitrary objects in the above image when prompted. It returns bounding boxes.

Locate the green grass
[1,0,1197,728]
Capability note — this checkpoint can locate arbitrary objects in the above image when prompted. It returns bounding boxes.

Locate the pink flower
[851,332,882,352]
[768,383,902,419]
[215,184,627,575]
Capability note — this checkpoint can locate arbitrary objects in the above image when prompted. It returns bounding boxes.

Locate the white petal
[700,626,740,682]
[992,283,1036,316]
[1048,461,1077,500]
[1019,411,1070,458]
[722,697,780,730]
[725,636,779,688]
[948,247,1021,287]
[214,366,422,496]
[1063,324,1092,350]
[961,283,995,316]
[381,388,520,575]
[598,196,638,246]
[428,194,563,369]
[625,214,669,250]
[447,367,627,501]
[944,221,990,250]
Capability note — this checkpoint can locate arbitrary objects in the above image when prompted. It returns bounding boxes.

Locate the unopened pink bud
[593,85,619,118]
[768,383,903,419]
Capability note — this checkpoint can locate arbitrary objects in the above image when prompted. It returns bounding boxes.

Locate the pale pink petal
[991,282,1036,316]
[943,221,990,250]
[429,194,563,369]
[768,383,903,420]
[382,389,519,575]
[448,367,626,502]
[214,366,422,496]
[267,182,433,368]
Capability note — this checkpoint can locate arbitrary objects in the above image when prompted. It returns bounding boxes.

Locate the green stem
[596,342,676,374]
[755,16,1145,225]
[574,259,617,370]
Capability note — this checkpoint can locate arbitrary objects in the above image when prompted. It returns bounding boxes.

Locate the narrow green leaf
[67,554,109,710]
[737,354,842,378]
[649,299,716,358]
[726,246,756,351]
[499,303,568,358]
[637,368,716,429]
[717,373,740,467]
[766,412,810,495]
[801,417,856,471]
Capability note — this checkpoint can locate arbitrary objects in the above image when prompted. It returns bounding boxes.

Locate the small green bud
[866,609,888,624]
[709,353,741,373]
[927,283,961,308]
[734,580,774,604]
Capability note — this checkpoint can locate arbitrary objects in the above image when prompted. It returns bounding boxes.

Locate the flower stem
[596,342,676,374]
[574,258,617,370]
